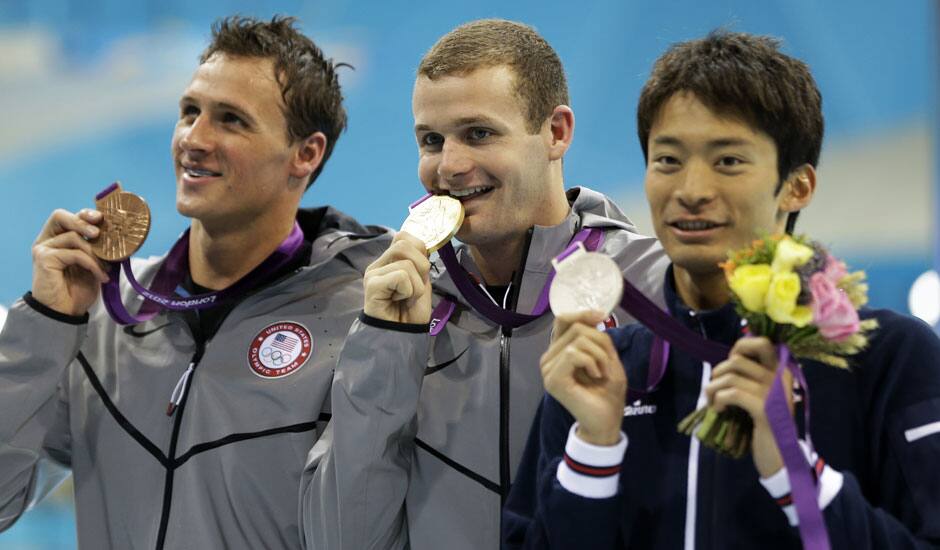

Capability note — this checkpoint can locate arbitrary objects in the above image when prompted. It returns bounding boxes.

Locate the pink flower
[809,272,859,341]
[823,255,848,284]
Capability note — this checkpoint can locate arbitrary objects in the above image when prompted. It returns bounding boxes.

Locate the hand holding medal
[363,193,464,325]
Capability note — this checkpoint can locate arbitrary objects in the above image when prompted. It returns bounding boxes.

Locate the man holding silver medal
[503,31,940,549]
[0,16,390,549]
[303,19,668,550]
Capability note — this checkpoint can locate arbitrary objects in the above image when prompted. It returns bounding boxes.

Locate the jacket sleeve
[763,313,940,549]
[300,315,429,550]
[0,297,82,531]
[502,395,627,550]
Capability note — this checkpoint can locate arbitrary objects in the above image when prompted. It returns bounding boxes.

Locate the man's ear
[546,105,575,161]
[779,164,816,214]
[289,131,328,183]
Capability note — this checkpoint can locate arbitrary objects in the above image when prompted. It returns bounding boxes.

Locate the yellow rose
[771,237,814,273]
[728,264,773,313]
[765,272,804,324]
[789,305,813,328]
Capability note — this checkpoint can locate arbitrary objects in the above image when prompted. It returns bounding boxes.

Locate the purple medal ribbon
[101,222,305,325]
[607,265,827,548]
[435,228,603,329]
[766,346,830,549]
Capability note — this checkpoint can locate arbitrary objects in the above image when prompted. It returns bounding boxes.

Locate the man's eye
[468,128,492,141]
[421,133,443,147]
[717,156,742,167]
[654,155,679,165]
[222,112,246,126]
[180,105,199,119]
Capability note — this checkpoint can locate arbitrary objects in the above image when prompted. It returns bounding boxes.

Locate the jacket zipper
[154,341,205,550]
[498,228,534,506]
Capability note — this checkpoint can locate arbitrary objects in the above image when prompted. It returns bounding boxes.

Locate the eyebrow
[652,135,753,149]
[414,116,497,133]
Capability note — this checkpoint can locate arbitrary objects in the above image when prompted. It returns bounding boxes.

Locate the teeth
[185,167,220,177]
[450,186,493,198]
[674,220,718,231]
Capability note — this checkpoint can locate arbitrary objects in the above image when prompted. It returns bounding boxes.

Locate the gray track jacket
[303,187,670,550]
[0,207,390,550]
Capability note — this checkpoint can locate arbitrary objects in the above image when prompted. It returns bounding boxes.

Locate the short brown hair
[637,31,823,185]
[200,15,348,189]
[418,19,569,134]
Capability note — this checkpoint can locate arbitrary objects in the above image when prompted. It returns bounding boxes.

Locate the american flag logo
[271,333,298,353]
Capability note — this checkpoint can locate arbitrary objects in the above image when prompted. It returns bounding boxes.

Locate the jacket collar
[663,264,742,346]
[431,186,639,315]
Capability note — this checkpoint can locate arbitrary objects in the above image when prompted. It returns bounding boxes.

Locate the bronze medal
[90,182,151,262]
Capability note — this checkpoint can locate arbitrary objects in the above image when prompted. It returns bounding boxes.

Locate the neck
[469,233,528,286]
[188,215,296,290]
[672,265,730,312]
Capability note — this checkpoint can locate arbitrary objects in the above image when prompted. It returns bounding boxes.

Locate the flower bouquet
[677,234,878,458]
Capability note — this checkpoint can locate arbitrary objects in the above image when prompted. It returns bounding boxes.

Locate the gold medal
[90,182,151,262]
[400,195,464,253]
[549,243,623,318]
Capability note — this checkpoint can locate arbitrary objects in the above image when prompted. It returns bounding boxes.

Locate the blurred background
[0,0,937,547]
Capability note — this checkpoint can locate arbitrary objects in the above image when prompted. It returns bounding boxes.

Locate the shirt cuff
[758,440,844,526]
[555,423,627,499]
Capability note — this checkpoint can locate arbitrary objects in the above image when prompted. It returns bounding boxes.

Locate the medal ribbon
[766,346,830,550]
[575,235,825,548]
[100,223,305,326]
[436,227,603,329]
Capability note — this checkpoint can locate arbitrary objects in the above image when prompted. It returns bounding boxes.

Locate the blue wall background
[0,0,935,547]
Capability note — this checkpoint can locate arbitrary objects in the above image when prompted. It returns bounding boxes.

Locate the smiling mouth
[446,185,495,202]
[669,220,725,231]
[182,166,223,178]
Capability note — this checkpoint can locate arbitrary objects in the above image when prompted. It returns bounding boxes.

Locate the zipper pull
[166,362,195,416]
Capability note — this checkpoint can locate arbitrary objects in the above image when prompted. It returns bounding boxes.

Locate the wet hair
[201,15,348,189]
[637,31,823,231]
[418,18,569,134]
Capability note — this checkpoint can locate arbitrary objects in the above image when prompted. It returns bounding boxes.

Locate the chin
[667,247,726,275]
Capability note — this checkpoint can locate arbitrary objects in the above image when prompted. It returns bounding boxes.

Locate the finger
[393,230,429,257]
[38,248,111,283]
[77,208,103,225]
[553,310,606,337]
[544,322,605,366]
[712,386,764,419]
[567,336,612,379]
[368,238,432,277]
[711,354,775,385]
[365,270,415,302]
[729,336,777,372]
[367,259,424,300]
[705,371,765,409]
[37,209,100,243]
[38,230,99,257]
[542,345,604,389]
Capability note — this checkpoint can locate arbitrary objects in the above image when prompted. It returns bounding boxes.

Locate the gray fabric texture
[304,187,669,550]
[0,207,390,550]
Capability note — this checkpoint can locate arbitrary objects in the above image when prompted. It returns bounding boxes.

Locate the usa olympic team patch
[248,321,313,379]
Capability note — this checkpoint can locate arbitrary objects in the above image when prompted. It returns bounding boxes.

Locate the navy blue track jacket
[503,267,940,549]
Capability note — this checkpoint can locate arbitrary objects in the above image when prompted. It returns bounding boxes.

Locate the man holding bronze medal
[303,19,668,550]
[0,16,390,550]
[503,31,940,548]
